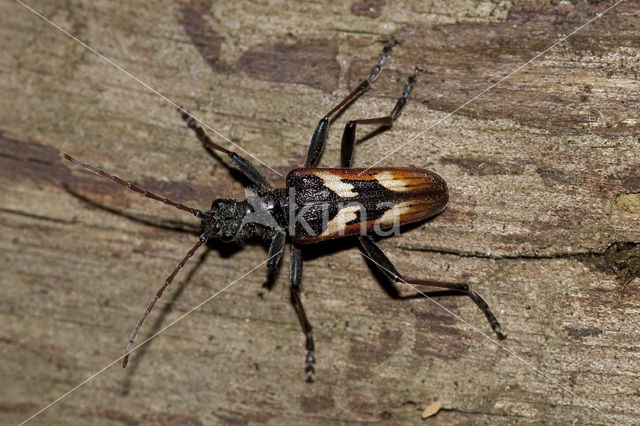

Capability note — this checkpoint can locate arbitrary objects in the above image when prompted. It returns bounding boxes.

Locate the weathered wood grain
[2,0,640,424]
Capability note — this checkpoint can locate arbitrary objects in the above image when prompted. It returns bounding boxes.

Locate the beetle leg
[267,231,286,270]
[290,245,315,382]
[259,231,286,296]
[341,68,418,167]
[358,236,506,340]
[178,108,273,191]
[305,40,396,168]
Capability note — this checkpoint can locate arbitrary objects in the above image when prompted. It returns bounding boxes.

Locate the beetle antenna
[122,237,206,367]
[63,154,204,218]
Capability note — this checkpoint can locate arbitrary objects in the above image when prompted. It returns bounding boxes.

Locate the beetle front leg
[267,231,286,270]
[259,231,286,296]
[358,236,506,340]
[178,108,273,191]
[305,40,396,168]
[290,245,315,381]
[341,68,418,167]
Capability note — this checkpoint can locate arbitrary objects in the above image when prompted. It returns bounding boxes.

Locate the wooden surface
[2,0,640,424]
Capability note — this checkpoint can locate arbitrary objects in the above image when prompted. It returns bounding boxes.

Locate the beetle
[64,40,505,382]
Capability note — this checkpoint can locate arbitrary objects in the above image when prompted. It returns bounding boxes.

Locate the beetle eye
[209,222,220,234]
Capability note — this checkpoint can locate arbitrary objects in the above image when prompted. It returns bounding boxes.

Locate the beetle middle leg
[305,40,396,168]
[290,245,316,381]
[358,236,506,340]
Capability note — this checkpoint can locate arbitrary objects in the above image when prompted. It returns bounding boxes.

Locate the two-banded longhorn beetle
[64,40,505,382]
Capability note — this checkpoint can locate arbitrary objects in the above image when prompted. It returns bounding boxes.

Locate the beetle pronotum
[65,40,505,382]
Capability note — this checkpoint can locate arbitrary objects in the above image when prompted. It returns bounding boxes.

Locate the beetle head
[202,198,247,242]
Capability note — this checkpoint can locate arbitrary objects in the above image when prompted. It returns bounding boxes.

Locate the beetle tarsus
[368,39,396,84]
[305,351,315,382]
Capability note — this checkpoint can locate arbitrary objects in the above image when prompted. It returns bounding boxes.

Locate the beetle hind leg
[358,236,506,340]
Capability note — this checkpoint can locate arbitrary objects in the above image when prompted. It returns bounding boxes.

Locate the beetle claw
[258,284,269,298]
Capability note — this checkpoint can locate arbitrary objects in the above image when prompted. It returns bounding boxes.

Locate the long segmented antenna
[122,237,206,367]
[63,154,203,217]
[63,153,209,366]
